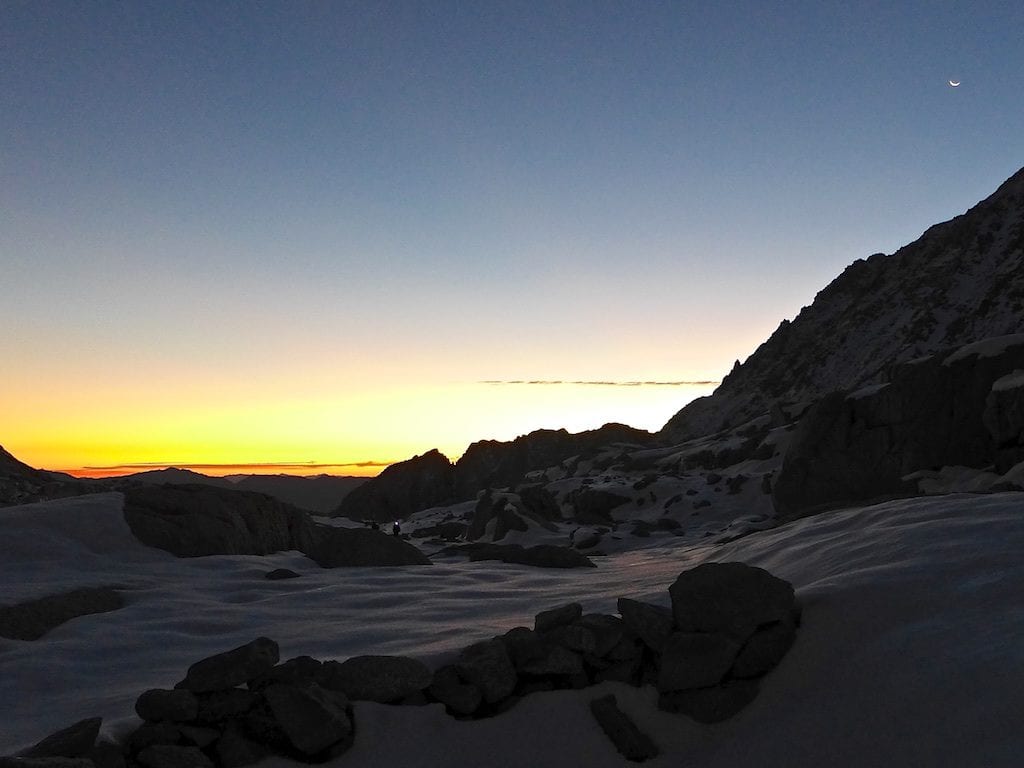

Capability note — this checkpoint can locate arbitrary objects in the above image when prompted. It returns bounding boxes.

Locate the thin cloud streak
[79,461,394,471]
[479,379,719,387]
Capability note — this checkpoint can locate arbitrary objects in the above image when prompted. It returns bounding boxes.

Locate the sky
[2,1,1022,477]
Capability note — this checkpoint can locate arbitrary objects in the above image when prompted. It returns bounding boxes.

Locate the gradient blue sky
[2,1,1022,472]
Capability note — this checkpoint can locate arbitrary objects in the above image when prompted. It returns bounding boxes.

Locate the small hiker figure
[392,520,401,537]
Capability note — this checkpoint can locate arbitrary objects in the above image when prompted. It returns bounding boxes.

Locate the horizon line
[76,460,395,471]
[479,379,720,387]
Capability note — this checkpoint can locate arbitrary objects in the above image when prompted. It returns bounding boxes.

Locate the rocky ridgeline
[3,562,799,767]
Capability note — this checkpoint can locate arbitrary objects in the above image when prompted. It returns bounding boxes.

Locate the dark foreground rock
[0,588,124,641]
[590,694,659,762]
[8,560,798,764]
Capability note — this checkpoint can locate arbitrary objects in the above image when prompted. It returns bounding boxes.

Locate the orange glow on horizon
[5,378,719,481]
[57,462,394,480]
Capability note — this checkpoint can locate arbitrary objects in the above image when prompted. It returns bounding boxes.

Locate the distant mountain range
[105,468,368,514]
[662,166,1024,441]
[0,457,367,514]
[4,166,1024,525]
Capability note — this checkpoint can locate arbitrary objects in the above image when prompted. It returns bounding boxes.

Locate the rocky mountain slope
[663,166,1024,442]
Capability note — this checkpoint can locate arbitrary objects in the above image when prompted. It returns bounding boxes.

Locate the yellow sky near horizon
[4,378,718,478]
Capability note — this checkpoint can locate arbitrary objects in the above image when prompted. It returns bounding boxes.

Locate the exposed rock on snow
[178,637,281,693]
[589,693,659,762]
[321,655,432,703]
[4,559,799,765]
[123,485,318,558]
[304,526,431,567]
[0,587,124,641]
[773,335,1024,518]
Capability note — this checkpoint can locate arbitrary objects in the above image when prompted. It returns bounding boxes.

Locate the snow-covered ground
[2,491,1022,766]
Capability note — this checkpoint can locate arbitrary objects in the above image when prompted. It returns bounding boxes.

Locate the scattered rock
[178,637,280,693]
[263,683,353,757]
[590,694,659,762]
[264,569,300,580]
[617,598,673,653]
[321,655,431,703]
[456,640,517,704]
[135,690,199,723]
[428,665,482,716]
[534,603,582,633]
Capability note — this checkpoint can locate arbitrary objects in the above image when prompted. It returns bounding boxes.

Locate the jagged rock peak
[662,165,1024,442]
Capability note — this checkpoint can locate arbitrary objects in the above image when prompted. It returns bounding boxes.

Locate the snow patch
[942,333,1024,365]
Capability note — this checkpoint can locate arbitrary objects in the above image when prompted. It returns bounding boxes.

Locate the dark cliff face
[334,424,654,521]
[454,423,653,499]
[0,445,97,507]
[662,166,1024,442]
[771,335,1024,520]
[335,449,457,522]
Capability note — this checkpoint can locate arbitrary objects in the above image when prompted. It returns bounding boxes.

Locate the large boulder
[263,683,352,758]
[773,335,1024,519]
[455,639,517,704]
[123,484,318,557]
[589,694,659,762]
[616,598,673,653]
[177,637,280,693]
[320,655,431,703]
[334,449,455,522]
[668,562,796,642]
[304,526,431,567]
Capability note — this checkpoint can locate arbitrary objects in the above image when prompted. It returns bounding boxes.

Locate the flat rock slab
[590,694,659,762]
[0,588,123,641]
[177,637,280,693]
[17,718,102,759]
[321,655,431,703]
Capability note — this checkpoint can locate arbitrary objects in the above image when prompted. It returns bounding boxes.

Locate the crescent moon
[949,80,961,87]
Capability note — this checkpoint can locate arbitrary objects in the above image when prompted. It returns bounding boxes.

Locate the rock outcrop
[334,449,455,523]
[335,425,653,524]
[773,335,1024,519]
[454,423,653,498]
[123,484,319,558]
[663,166,1024,442]
[0,445,96,508]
